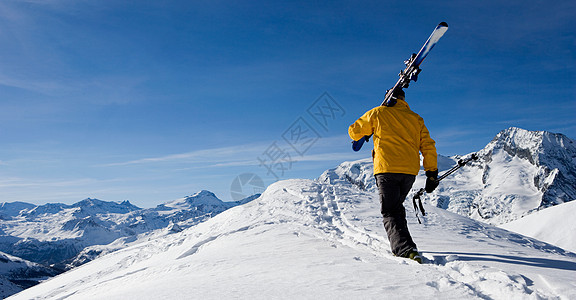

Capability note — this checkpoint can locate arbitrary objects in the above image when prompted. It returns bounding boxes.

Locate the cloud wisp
[102,144,266,167]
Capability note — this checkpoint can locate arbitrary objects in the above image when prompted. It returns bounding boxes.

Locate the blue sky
[0,0,574,207]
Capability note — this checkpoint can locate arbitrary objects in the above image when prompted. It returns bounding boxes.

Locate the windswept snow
[500,200,576,253]
[9,175,576,299]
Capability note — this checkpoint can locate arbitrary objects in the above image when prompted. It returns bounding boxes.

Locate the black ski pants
[375,173,417,256]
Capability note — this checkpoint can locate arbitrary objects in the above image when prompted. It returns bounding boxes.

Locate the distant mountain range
[0,191,258,295]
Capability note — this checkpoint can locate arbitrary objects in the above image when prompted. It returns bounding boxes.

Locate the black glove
[425,170,439,193]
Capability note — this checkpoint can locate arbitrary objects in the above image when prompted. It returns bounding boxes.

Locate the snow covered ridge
[481,127,576,208]
[8,175,576,299]
[321,127,576,225]
[469,127,576,224]
[0,191,258,292]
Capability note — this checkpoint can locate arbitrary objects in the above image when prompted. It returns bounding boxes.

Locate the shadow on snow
[426,251,576,272]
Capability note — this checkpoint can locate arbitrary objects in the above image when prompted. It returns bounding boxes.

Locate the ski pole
[412,153,479,224]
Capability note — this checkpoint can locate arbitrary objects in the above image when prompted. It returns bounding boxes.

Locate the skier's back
[348,88,438,262]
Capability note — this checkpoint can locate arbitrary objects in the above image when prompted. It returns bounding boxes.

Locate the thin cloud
[0,74,70,95]
[102,137,366,169]
[102,144,266,167]
[208,152,366,168]
[294,152,367,163]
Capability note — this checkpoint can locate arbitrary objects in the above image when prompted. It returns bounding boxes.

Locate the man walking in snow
[348,88,438,263]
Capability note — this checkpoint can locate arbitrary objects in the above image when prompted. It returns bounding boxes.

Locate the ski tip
[438,21,448,28]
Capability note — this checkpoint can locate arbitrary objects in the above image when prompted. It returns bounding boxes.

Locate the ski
[352,22,448,152]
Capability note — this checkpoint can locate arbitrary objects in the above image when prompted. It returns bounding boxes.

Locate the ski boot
[400,248,423,264]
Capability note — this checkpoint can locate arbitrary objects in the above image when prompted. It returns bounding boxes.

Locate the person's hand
[425,170,439,193]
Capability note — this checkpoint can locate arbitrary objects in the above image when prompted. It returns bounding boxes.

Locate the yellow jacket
[348,99,437,175]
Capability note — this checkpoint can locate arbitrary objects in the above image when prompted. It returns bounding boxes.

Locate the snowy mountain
[432,127,576,224]
[0,191,256,271]
[0,202,36,220]
[8,172,576,299]
[482,127,575,204]
[0,251,56,298]
[0,198,142,270]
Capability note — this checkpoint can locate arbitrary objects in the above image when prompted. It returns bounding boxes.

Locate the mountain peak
[484,127,575,166]
[494,127,574,149]
[0,202,36,218]
[74,198,105,207]
[159,190,228,211]
[183,190,223,206]
[71,198,141,215]
[190,190,218,199]
[451,127,576,223]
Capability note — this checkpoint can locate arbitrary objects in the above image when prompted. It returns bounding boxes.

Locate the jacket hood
[394,99,410,109]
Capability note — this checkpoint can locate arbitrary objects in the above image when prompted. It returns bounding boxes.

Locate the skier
[348,87,439,263]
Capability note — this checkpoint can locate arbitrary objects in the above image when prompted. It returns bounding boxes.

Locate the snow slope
[500,200,576,253]
[10,174,576,299]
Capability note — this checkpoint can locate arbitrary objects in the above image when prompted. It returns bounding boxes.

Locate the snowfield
[9,173,576,299]
[500,200,576,254]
